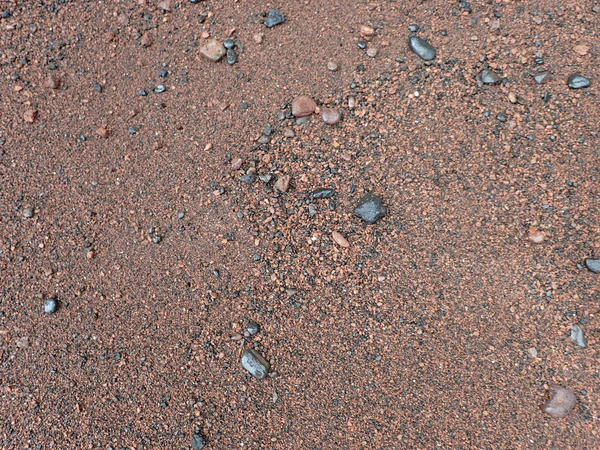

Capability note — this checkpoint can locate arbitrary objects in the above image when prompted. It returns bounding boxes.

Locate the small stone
[200,38,226,62]
[152,235,161,244]
[570,325,587,348]
[226,48,237,65]
[177,211,185,219]
[158,69,168,78]
[354,194,386,224]
[191,433,206,450]
[408,35,436,61]
[246,321,260,335]
[291,96,317,117]
[23,109,37,123]
[154,84,166,93]
[359,25,375,37]
[408,24,419,32]
[140,32,153,47]
[283,128,295,138]
[527,347,538,358]
[128,126,137,135]
[331,231,350,248]
[44,298,58,314]
[223,39,235,49]
[241,349,270,379]
[137,89,147,96]
[527,226,545,244]
[327,61,339,71]
[157,0,171,12]
[264,9,284,28]
[533,72,550,84]
[366,47,378,58]
[97,127,108,139]
[308,204,317,217]
[231,158,243,170]
[573,44,589,56]
[584,258,600,273]
[479,69,502,84]
[312,188,335,199]
[22,207,34,218]
[45,74,60,89]
[348,96,356,108]
[274,174,291,193]
[321,108,341,125]
[567,74,591,89]
[508,92,517,104]
[496,113,507,122]
[541,385,577,418]
[253,33,264,44]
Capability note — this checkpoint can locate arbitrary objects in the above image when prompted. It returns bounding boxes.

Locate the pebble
[158,69,168,78]
[23,109,37,123]
[527,347,538,358]
[479,69,501,84]
[264,9,285,28]
[533,72,550,84]
[240,171,256,184]
[97,127,108,138]
[354,194,386,224]
[312,188,335,199]
[308,204,317,217]
[408,24,419,32]
[348,96,356,108]
[584,258,600,273]
[253,33,264,44]
[541,385,577,418]
[154,84,166,93]
[573,44,589,56]
[567,74,591,89]
[44,298,58,314]
[527,226,545,244]
[366,47,378,58]
[45,74,60,89]
[570,325,587,348]
[152,235,161,244]
[327,61,339,71]
[200,38,226,62]
[321,108,341,125]
[137,89,147,96]
[226,48,237,65]
[241,349,270,379]
[508,92,517,103]
[274,174,291,193]
[331,231,350,248]
[22,207,34,218]
[246,321,260,335]
[128,126,137,135]
[191,433,206,450]
[223,39,235,49]
[408,35,436,61]
[292,95,316,117]
[231,158,243,170]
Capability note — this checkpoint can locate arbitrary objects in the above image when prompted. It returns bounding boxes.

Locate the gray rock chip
[264,9,284,28]
[568,74,591,89]
[354,194,386,224]
[240,171,256,184]
[246,321,260,335]
[191,433,206,450]
[585,258,600,273]
[533,72,550,84]
[223,39,235,49]
[408,35,436,61]
[44,298,58,314]
[241,349,270,379]
[226,48,237,65]
[541,385,577,418]
[570,325,587,348]
[479,69,502,84]
[312,188,335,199]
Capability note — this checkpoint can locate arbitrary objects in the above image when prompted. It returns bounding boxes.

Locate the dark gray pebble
[496,113,507,122]
[357,41,367,49]
[408,35,436,61]
[152,235,161,244]
[312,188,335,199]
[247,321,260,335]
[308,204,317,217]
[408,24,419,32]
[158,69,167,78]
[93,83,103,93]
[570,325,587,348]
[241,349,270,379]
[240,172,256,184]
[44,298,58,314]
[479,69,501,84]
[226,48,237,65]
[189,0,203,3]
[191,433,206,450]
[264,9,284,28]
[354,194,386,224]
[567,74,591,89]
[223,39,235,49]
[584,258,600,273]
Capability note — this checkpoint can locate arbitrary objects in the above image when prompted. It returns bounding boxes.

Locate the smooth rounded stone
[246,321,260,335]
[154,84,166,93]
[264,9,284,28]
[479,69,502,84]
[312,188,335,199]
[353,194,386,224]
[533,72,550,84]
[321,108,341,125]
[570,325,587,348]
[567,74,591,89]
[191,433,206,450]
[408,35,436,61]
[291,95,317,117]
[584,258,600,273]
[331,231,350,248]
[327,61,339,71]
[223,39,235,49]
[199,38,226,62]
[241,349,270,379]
[44,298,58,314]
[541,385,577,418]
[226,48,237,65]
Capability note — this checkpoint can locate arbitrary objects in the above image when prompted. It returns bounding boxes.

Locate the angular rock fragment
[354,194,386,224]
[541,385,577,418]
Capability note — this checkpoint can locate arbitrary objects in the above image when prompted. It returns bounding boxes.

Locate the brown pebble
[366,47,378,58]
[45,74,60,89]
[157,0,171,11]
[331,231,350,248]
[140,32,153,47]
[527,226,545,244]
[231,158,243,171]
[274,174,291,193]
[508,92,517,104]
[253,33,264,44]
[97,127,109,139]
[283,128,295,138]
[23,110,38,123]
[200,38,226,62]
[360,25,375,37]
[321,108,341,125]
[291,96,317,117]
[573,44,589,56]
[86,250,95,259]
[541,385,577,418]
[327,61,339,71]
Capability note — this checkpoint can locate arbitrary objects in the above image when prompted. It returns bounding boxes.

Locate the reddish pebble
[45,74,60,89]
[23,110,38,123]
[321,108,341,125]
[96,127,109,139]
[275,174,291,193]
[331,231,350,248]
[541,385,577,418]
[366,47,378,58]
[291,96,317,117]
[283,128,295,138]
[527,226,545,244]
[140,32,153,47]
[231,158,243,170]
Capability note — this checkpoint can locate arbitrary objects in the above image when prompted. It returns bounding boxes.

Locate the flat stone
[275,174,291,192]
[584,258,600,273]
[331,231,350,248]
[479,69,502,84]
[570,325,587,348]
[541,385,577,418]
[321,108,341,125]
[408,35,436,61]
[264,9,284,28]
[241,349,270,379]
[312,188,335,199]
[292,96,317,117]
[354,194,386,224]
[200,38,226,62]
[567,74,591,89]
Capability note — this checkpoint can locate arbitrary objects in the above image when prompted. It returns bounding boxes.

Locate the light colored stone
[321,108,341,125]
[241,349,270,379]
[275,174,291,193]
[200,38,226,62]
[291,95,317,117]
[332,231,350,248]
[542,385,577,418]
